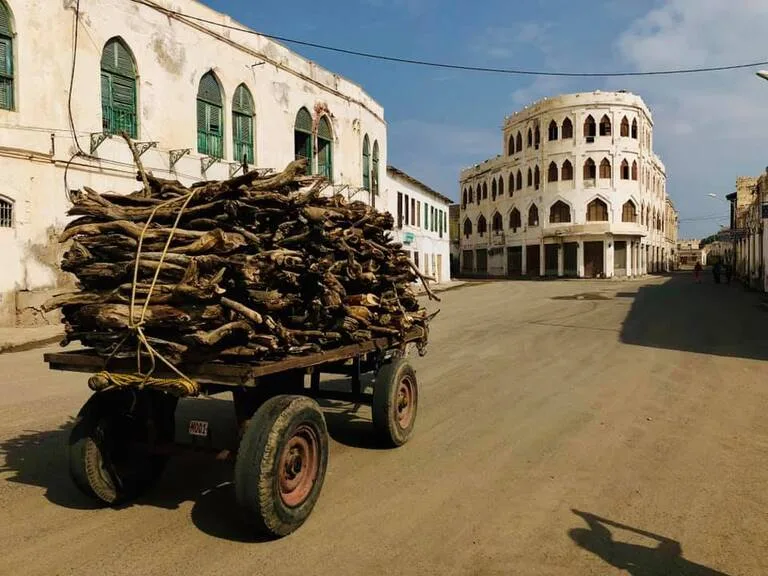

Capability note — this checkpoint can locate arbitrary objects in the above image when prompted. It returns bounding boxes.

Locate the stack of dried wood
[44,156,438,365]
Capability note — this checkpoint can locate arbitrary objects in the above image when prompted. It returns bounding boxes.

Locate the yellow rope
[88,370,198,397]
[100,183,201,395]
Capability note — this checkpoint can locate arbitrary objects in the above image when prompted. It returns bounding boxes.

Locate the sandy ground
[1,272,767,576]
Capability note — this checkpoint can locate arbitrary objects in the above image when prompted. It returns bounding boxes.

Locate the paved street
[1,272,767,576]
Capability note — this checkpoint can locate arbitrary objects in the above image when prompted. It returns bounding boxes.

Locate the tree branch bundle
[46,159,437,365]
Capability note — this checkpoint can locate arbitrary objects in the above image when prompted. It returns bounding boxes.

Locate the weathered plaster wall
[0,0,388,325]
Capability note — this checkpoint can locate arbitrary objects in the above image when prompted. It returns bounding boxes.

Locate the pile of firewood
[43,157,438,365]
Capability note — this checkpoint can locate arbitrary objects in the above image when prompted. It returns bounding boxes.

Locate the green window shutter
[0,36,11,110]
[0,3,11,36]
[198,72,222,105]
[318,117,332,140]
[233,112,253,164]
[233,84,253,115]
[101,40,138,137]
[362,136,370,190]
[295,107,312,133]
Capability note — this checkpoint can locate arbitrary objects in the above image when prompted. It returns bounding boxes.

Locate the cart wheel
[235,395,329,538]
[372,358,418,448]
[68,389,176,505]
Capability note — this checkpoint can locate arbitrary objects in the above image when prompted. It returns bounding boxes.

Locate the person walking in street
[713,260,722,284]
[694,261,702,283]
[725,262,732,284]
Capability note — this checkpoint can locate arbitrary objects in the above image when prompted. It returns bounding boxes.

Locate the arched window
[317,116,333,180]
[599,114,611,136]
[463,218,472,237]
[498,175,504,197]
[371,140,380,197]
[477,215,487,236]
[509,208,522,231]
[586,198,608,222]
[527,168,533,187]
[631,160,638,181]
[0,195,13,228]
[528,204,539,227]
[508,173,514,196]
[599,158,611,179]
[294,107,313,174]
[620,116,629,137]
[584,115,596,138]
[548,161,558,182]
[492,212,503,232]
[583,158,596,180]
[362,135,370,190]
[561,159,573,181]
[549,200,571,223]
[534,125,540,148]
[515,131,522,152]
[516,170,523,191]
[232,83,254,164]
[548,120,558,141]
[620,159,630,180]
[101,38,138,138]
[622,201,637,223]
[562,117,573,139]
[631,118,638,139]
[491,178,497,201]
[527,128,533,148]
[482,181,488,199]
[0,1,13,110]
[476,184,481,203]
[508,133,515,155]
[534,165,540,189]
[462,188,467,208]
[197,71,224,158]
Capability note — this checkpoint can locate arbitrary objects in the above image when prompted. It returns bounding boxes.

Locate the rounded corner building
[458,90,677,279]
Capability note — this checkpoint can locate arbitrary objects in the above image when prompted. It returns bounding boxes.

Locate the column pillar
[540,241,545,277]
[605,239,614,278]
[521,244,527,275]
[577,239,585,278]
[557,243,565,277]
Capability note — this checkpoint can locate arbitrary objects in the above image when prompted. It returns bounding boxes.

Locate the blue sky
[201,0,768,238]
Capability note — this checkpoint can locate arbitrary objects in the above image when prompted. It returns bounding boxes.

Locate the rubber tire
[234,395,329,538]
[68,390,175,505]
[372,358,418,448]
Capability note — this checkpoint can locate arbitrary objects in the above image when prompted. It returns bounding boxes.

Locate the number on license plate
[188,420,209,437]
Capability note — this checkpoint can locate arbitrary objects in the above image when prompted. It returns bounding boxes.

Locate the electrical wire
[128,0,768,78]
[67,0,84,154]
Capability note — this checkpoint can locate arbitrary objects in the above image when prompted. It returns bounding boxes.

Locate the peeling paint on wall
[272,82,290,108]
[151,32,186,76]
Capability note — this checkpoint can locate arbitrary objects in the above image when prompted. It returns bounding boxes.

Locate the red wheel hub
[396,376,415,429]
[278,424,320,507]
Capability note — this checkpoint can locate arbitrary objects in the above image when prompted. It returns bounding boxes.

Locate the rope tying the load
[98,133,200,396]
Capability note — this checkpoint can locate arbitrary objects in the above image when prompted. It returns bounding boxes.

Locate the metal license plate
[188,420,209,438]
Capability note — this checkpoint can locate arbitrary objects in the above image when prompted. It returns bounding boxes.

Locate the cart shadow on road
[568,509,732,576]
[0,418,103,510]
[619,272,768,362]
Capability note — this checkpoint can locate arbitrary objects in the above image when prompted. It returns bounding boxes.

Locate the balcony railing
[198,131,223,159]
[102,105,136,138]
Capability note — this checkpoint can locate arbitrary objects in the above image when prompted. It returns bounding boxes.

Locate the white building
[458,90,675,279]
[0,0,387,325]
[386,166,451,285]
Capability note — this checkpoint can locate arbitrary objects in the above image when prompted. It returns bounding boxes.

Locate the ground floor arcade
[460,236,669,278]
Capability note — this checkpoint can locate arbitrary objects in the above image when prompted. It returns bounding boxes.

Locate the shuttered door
[101,40,137,137]
[232,85,254,164]
[197,99,223,158]
[294,108,313,175]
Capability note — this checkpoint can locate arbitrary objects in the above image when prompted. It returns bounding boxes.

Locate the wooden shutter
[0,37,12,110]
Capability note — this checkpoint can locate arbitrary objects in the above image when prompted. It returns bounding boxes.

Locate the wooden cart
[43,334,423,538]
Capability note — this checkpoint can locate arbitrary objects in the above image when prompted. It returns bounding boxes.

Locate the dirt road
[1,273,766,575]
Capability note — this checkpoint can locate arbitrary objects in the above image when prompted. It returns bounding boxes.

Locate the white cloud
[613,0,768,236]
[471,22,554,61]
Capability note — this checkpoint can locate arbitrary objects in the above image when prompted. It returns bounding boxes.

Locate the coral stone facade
[459,91,674,279]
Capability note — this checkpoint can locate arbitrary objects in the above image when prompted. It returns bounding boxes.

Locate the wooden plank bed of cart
[43,331,424,538]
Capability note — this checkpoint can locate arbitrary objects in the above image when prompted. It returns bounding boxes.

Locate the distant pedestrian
[713,261,722,284]
[694,261,702,283]
[725,263,732,284]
